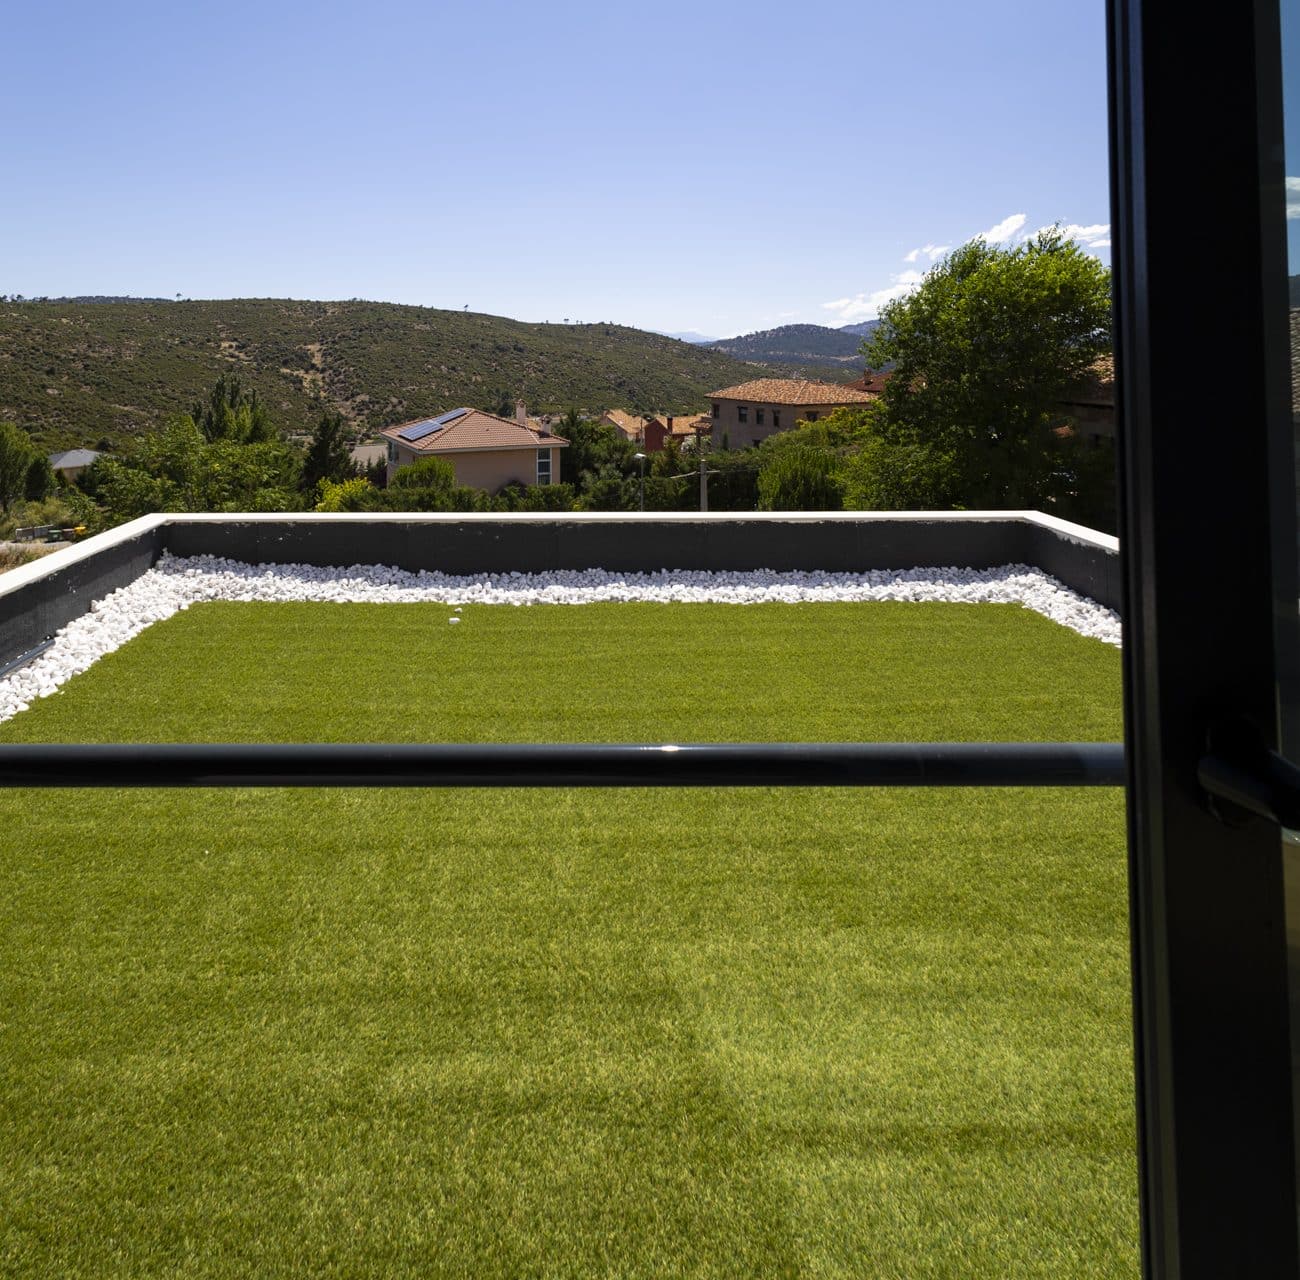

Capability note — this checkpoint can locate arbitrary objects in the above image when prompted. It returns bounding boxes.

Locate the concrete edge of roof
[0,513,168,601]
[0,508,1116,602]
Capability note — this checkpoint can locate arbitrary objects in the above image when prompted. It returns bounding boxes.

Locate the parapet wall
[0,511,1120,667]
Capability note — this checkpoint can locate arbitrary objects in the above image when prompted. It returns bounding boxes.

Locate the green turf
[0,602,1137,1277]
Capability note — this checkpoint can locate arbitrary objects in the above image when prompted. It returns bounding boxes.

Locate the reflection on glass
[1282,0,1300,1237]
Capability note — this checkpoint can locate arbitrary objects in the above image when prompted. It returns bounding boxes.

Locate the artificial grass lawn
[0,602,1136,1277]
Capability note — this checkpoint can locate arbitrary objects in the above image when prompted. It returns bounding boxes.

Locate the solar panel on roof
[396,407,470,442]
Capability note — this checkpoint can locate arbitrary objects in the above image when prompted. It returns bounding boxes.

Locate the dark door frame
[1110,0,1300,1272]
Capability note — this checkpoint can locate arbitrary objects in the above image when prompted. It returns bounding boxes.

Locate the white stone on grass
[0,554,1121,724]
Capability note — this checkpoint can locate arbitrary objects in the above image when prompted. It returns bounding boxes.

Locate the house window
[738,406,749,424]
[756,409,765,427]
[773,410,781,430]
[711,403,720,418]
[807,411,819,422]
[387,441,397,463]
[537,449,551,484]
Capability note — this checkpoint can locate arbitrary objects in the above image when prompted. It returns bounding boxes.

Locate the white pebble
[0,554,1121,724]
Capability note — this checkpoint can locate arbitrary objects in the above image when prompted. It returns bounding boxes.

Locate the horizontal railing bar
[0,742,1126,789]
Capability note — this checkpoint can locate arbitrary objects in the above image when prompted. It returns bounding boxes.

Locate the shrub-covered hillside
[0,299,767,451]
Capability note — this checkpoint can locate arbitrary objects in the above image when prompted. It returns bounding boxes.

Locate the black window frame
[1110,0,1300,1271]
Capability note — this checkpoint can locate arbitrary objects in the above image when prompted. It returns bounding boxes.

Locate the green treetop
[863,230,1112,510]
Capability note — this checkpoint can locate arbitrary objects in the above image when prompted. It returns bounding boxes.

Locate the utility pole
[696,425,708,511]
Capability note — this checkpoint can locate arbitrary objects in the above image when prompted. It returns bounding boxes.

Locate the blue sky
[1,0,1111,337]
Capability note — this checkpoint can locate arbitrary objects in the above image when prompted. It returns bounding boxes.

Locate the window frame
[1110,0,1300,1271]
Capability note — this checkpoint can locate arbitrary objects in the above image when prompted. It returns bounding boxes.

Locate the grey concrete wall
[0,513,1120,668]
[1023,519,1122,612]
[0,522,165,668]
[161,514,1120,610]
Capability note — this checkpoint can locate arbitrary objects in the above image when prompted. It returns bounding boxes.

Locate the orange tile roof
[849,370,895,395]
[664,413,710,435]
[600,409,644,440]
[1059,355,1115,407]
[709,378,880,406]
[381,409,568,454]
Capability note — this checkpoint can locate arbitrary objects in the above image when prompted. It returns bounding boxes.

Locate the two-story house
[381,402,568,491]
[708,379,880,449]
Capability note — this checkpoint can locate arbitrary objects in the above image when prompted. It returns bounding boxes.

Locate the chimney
[515,398,528,426]
[667,415,674,431]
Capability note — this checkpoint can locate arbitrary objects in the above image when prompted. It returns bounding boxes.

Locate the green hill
[0,299,770,451]
[708,323,867,368]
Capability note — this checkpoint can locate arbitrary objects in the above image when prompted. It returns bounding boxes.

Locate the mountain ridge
[0,298,778,451]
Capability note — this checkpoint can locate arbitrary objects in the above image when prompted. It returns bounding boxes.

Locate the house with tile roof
[380,402,568,492]
[708,379,879,449]
[600,409,711,453]
[600,409,648,446]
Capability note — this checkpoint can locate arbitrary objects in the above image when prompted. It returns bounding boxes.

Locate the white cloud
[1029,221,1111,248]
[974,213,1027,243]
[1287,176,1300,219]
[903,242,951,264]
[822,270,925,323]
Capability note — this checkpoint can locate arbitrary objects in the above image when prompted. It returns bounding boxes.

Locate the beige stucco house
[708,379,879,449]
[380,403,568,491]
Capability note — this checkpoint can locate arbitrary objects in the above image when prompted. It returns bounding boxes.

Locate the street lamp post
[633,452,646,512]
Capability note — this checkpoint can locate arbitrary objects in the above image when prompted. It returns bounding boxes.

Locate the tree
[864,230,1111,510]
[299,410,354,495]
[315,477,376,512]
[191,373,276,444]
[24,454,56,502]
[840,437,960,510]
[389,456,455,492]
[556,409,636,487]
[757,446,843,511]
[0,422,37,512]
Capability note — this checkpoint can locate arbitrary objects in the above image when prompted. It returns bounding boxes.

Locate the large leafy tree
[864,230,1111,510]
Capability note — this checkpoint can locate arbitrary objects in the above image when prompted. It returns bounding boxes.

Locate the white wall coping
[0,509,1117,606]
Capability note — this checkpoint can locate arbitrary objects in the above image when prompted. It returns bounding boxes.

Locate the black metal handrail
[0,742,1126,788]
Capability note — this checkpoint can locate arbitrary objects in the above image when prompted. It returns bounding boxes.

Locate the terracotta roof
[381,409,568,454]
[709,378,880,406]
[848,370,894,395]
[1059,355,1115,408]
[600,409,644,441]
[664,413,710,435]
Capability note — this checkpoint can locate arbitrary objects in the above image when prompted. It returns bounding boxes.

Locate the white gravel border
[0,553,1120,724]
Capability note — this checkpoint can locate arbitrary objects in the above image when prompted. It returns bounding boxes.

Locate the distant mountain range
[658,330,720,344]
[837,320,882,339]
[705,322,882,368]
